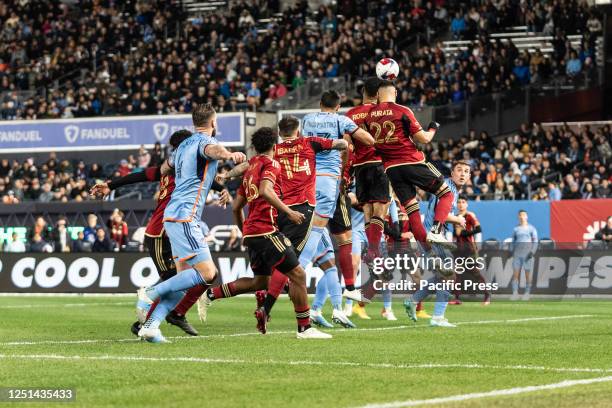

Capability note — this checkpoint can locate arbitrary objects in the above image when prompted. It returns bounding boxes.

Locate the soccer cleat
[165,311,198,336]
[416,309,431,319]
[255,290,266,309]
[136,287,153,324]
[353,304,371,320]
[310,310,334,328]
[403,298,418,322]
[426,231,456,250]
[342,288,371,304]
[449,299,463,305]
[381,308,397,321]
[510,293,520,301]
[297,327,332,339]
[430,316,456,327]
[196,291,212,322]
[254,307,269,334]
[130,321,141,337]
[522,293,531,301]
[138,327,170,343]
[332,309,356,328]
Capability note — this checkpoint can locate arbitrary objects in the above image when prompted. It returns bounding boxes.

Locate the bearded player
[366,80,453,249]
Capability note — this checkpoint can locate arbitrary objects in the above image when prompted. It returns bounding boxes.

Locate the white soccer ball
[376,58,400,80]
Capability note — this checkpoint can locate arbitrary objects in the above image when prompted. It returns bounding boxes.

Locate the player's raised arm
[342,115,374,146]
[411,121,440,144]
[332,138,349,150]
[203,144,247,163]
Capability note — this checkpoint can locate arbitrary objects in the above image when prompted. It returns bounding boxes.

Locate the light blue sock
[324,265,343,310]
[525,283,531,294]
[147,268,205,301]
[511,279,519,294]
[412,279,434,303]
[312,273,328,311]
[382,289,392,309]
[298,226,325,267]
[433,290,450,317]
[144,290,185,329]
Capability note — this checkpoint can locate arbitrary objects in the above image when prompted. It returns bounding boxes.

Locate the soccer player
[366,80,454,248]
[404,160,470,327]
[299,90,374,328]
[137,103,246,343]
[89,130,230,336]
[346,77,391,264]
[199,117,348,323]
[511,210,538,301]
[451,195,490,305]
[232,127,331,338]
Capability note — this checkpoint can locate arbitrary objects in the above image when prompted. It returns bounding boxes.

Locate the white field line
[356,376,612,408]
[0,353,610,377]
[0,302,132,309]
[0,314,594,347]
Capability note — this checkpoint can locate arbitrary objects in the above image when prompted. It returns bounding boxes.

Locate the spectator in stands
[4,232,25,253]
[548,182,562,201]
[2,189,19,204]
[51,216,73,253]
[149,143,164,167]
[582,182,595,199]
[92,228,114,252]
[117,160,131,177]
[38,182,53,202]
[28,216,52,243]
[451,12,466,39]
[108,209,129,249]
[83,214,101,244]
[137,145,151,170]
[30,232,53,253]
[566,51,582,77]
[72,231,90,253]
[594,216,612,243]
[596,179,610,198]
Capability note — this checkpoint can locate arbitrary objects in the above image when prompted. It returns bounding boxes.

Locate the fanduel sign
[0,113,244,152]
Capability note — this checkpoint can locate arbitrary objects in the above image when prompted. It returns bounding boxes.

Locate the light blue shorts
[512,254,534,272]
[164,219,212,266]
[314,175,341,218]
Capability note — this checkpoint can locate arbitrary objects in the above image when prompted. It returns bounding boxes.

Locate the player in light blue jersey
[299,90,374,328]
[405,161,471,328]
[510,210,538,301]
[138,103,246,343]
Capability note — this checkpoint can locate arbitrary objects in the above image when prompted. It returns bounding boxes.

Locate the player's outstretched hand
[218,190,231,207]
[231,152,247,164]
[89,182,110,199]
[288,210,305,225]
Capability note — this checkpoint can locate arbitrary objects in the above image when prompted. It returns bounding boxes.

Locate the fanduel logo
[153,123,169,142]
[64,125,79,143]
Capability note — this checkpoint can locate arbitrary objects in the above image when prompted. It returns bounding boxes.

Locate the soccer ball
[376,58,400,80]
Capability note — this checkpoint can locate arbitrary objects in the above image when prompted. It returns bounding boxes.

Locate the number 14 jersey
[273,136,333,206]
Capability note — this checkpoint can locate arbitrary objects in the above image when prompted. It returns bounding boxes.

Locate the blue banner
[0,113,244,152]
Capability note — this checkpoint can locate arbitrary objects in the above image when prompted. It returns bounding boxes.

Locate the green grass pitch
[0,296,610,407]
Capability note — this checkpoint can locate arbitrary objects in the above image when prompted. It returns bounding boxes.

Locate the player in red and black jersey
[204,127,332,338]
[89,130,229,337]
[366,80,454,249]
[451,195,490,305]
[347,77,391,264]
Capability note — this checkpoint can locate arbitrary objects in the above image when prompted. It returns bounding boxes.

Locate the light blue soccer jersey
[512,224,538,256]
[302,112,358,177]
[423,177,459,231]
[164,132,219,222]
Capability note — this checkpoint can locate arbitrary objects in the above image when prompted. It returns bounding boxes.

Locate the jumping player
[137,103,246,343]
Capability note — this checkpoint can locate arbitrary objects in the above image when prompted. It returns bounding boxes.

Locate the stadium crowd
[0,0,603,119]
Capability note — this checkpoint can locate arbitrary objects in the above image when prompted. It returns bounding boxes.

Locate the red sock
[173,284,207,316]
[295,305,310,330]
[145,299,160,320]
[366,216,384,257]
[211,282,237,300]
[267,269,289,299]
[405,201,427,244]
[337,241,355,289]
[416,301,423,311]
[434,190,454,225]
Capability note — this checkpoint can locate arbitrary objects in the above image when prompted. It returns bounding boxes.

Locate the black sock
[346,284,355,291]
[431,222,442,234]
[263,294,277,315]
[297,324,311,333]
[206,290,215,301]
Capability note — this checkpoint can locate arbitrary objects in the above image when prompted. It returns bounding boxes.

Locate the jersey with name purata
[273,136,333,206]
[346,103,381,166]
[238,155,282,237]
[366,101,425,169]
[163,132,219,223]
[302,112,358,177]
[143,167,176,237]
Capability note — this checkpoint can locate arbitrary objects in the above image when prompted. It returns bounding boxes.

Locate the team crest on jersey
[284,237,292,247]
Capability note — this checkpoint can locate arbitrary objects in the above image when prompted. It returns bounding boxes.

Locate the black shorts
[354,163,390,204]
[277,203,314,255]
[385,162,445,204]
[144,234,177,281]
[243,232,300,276]
[329,192,352,235]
